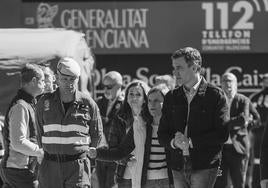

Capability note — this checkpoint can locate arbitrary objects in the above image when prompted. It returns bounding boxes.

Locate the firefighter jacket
[36,89,105,155]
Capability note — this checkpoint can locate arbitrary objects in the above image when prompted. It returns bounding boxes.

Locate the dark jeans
[0,166,38,188]
[118,179,131,188]
[246,131,255,188]
[172,168,218,188]
[214,145,249,188]
[96,161,117,188]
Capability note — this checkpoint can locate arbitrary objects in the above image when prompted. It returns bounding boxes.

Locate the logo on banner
[201,0,268,51]
[31,3,149,50]
[36,3,58,28]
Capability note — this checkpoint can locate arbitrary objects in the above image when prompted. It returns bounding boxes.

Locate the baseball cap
[57,57,81,77]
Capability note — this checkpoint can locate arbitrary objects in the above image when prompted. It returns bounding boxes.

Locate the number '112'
[202,2,254,30]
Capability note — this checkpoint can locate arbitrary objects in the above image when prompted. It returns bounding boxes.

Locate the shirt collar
[183,76,202,94]
[54,88,83,103]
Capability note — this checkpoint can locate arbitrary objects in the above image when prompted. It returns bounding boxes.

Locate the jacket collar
[53,88,84,103]
[177,77,208,98]
[17,89,36,104]
[196,77,208,97]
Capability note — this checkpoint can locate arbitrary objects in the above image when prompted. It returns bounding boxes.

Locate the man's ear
[31,77,37,85]
[192,64,197,73]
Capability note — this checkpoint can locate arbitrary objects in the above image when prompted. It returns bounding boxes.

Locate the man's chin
[62,89,75,95]
[104,95,113,100]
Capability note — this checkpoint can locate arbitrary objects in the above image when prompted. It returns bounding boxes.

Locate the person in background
[214,72,250,188]
[158,47,229,188]
[95,71,124,188]
[144,85,174,188]
[91,80,152,188]
[155,75,175,91]
[0,114,5,187]
[249,74,268,187]
[91,84,175,188]
[260,119,268,188]
[36,57,106,188]
[0,115,5,159]
[36,66,56,101]
[0,64,45,188]
[41,66,56,93]
[245,101,261,188]
[250,74,268,128]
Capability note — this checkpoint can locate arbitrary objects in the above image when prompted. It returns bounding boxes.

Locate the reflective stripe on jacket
[36,89,105,155]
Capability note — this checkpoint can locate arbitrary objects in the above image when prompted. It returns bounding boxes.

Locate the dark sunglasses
[103,84,116,90]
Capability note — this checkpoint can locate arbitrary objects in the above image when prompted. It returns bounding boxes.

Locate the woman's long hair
[118,81,152,128]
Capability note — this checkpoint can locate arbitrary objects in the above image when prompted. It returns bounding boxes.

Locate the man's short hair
[155,74,175,90]
[21,64,43,85]
[171,47,202,71]
[41,66,54,77]
[148,84,169,97]
[221,72,237,84]
[103,71,123,86]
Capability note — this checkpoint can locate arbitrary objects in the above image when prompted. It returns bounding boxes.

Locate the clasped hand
[174,132,190,151]
[88,147,97,159]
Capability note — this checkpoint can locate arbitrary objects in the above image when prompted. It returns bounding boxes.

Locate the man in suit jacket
[215,72,250,188]
[95,71,124,188]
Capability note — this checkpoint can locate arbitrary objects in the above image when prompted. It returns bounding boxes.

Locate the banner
[22,1,268,54]
[94,54,268,97]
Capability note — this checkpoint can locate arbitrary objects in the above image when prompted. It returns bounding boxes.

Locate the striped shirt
[147,124,168,180]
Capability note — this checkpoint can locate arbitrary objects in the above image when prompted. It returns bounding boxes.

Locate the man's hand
[260,179,268,188]
[37,148,44,164]
[88,147,97,159]
[174,132,190,151]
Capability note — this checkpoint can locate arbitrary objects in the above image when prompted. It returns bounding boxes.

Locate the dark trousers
[96,161,117,188]
[38,158,91,188]
[0,166,38,188]
[246,131,255,188]
[172,168,218,188]
[118,179,131,188]
[214,145,249,188]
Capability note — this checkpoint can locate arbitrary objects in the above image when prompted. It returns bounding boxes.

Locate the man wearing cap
[36,57,106,188]
[94,71,124,188]
[215,72,250,188]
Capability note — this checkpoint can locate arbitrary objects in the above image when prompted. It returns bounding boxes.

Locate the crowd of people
[0,47,267,188]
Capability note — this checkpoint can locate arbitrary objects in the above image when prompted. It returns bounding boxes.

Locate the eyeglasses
[103,84,116,90]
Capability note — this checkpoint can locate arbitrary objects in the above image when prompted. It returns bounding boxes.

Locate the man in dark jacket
[215,72,250,188]
[95,71,124,188]
[249,74,268,188]
[250,74,268,128]
[157,47,229,188]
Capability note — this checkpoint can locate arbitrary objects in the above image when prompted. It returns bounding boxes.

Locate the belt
[44,151,87,162]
